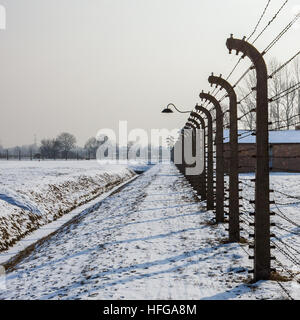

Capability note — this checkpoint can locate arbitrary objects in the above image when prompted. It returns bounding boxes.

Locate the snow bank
[0,161,135,251]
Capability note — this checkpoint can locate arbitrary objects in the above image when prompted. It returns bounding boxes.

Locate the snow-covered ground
[0,163,299,300]
[0,160,135,251]
[237,172,300,297]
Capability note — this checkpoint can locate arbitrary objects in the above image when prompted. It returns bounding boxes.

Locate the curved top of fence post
[185,122,194,130]
[226,35,267,75]
[208,74,236,99]
[195,104,213,124]
[190,111,205,129]
[188,118,201,129]
[199,91,223,120]
[183,124,194,136]
[199,91,220,111]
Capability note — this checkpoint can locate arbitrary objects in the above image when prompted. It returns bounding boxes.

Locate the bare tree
[56,132,76,160]
[237,70,256,130]
[40,139,60,159]
[52,139,62,159]
[293,57,300,124]
[84,137,100,159]
[239,58,299,131]
[280,68,297,129]
[269,58,284,130]
[94,134,115,160]
[127,141,135,160]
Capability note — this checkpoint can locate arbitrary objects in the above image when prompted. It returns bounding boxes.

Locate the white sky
[0,0,300,147]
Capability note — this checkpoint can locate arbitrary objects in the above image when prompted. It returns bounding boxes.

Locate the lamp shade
[161,107,173,114]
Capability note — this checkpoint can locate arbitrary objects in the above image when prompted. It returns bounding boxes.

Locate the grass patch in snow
[270,271,292,282]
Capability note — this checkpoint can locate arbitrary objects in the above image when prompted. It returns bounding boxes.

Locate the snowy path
[0,164,296,300]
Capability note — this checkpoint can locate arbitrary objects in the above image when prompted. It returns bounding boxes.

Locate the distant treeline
[0,132,170,161]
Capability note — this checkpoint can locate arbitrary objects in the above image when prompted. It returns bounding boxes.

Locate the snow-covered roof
[223,130,300,144]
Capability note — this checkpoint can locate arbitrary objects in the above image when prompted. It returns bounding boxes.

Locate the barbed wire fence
[173,0,300,299]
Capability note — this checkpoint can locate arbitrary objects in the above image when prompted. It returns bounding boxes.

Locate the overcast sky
[0,0,300,147]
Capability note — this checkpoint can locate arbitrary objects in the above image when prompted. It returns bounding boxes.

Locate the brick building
[223,130,300,173]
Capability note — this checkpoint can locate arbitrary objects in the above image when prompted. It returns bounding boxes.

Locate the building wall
[271,144,300,172]
[224,143,300,173]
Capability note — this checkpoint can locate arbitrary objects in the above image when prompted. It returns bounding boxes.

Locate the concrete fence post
[195,104,214,210]
[226,35,270,281]
[199,91,225,223]
[208,74,239,242]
